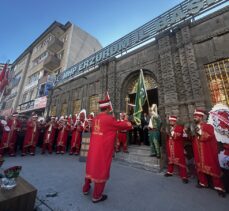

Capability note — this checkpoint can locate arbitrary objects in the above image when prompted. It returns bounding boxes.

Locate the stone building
[1,21,102,116]
[51,6,229,122]
[49,2,229,170]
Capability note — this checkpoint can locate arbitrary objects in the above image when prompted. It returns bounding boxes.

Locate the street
[2,152,229,211]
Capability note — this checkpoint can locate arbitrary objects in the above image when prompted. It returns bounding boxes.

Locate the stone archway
[120,69,158,114]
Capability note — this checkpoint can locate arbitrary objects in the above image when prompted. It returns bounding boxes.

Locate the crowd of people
[0,110,95,157]
[0,98,228,202]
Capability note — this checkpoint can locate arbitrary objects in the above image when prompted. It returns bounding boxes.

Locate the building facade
[1,21,102,116]
[50,6,229,123]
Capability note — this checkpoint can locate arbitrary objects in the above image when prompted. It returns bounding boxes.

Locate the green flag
[133,69,149,125]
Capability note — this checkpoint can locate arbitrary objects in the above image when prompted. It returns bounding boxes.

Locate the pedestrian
[82,95,132,203]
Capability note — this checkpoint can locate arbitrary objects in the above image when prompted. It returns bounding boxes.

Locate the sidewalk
[2,151,228,211]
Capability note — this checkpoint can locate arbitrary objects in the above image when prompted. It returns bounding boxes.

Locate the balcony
[18,100,35,112]
[47,37,64,53]
[43,55,60,71]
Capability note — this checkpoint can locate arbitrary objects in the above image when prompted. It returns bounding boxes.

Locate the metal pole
[46,88,53,118]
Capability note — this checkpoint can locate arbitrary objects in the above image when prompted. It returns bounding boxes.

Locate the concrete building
[50,2,229,170]
[1,21,102,116]
[0,63,13,116]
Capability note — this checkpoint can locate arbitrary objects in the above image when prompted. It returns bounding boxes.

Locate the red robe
[85,112,132,182]
[56,124,70,147]
[192,123,222,178]
[70,125,83,151]
[116,120,128,152]
[0,119,20,149]
[166,125,186,168]
[0,127,10,150]
[23,120,40,148]
[44,122,57,144]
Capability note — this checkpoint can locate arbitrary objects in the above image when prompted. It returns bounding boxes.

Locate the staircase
[114,145,161,172]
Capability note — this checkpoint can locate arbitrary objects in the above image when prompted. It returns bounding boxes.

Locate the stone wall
[50,7,229,124]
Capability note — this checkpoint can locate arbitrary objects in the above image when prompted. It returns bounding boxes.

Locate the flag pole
[0,87,5,104]
[140,69,150,108]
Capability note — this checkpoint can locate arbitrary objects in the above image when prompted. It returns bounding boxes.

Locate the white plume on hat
[150,104,158,118]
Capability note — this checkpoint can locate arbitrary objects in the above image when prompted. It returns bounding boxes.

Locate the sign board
[34,96,47,109]
[0,108,13,116]
[56,0,227,85]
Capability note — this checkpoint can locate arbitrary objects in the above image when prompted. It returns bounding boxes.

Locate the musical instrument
[4,126,10,132]
[1,120,7,126]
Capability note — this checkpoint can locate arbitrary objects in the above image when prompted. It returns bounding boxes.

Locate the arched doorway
[120,69,158,146]
[126,72,158,115]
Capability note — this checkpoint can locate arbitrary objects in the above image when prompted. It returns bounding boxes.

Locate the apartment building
[2,21,102,116]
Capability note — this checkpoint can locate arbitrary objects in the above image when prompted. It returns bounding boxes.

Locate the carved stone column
[158,35,178,115]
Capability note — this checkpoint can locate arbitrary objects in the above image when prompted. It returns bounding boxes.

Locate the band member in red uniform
[192,109,226,197]
[164,116,188,183]
[0,118,11,156]
[22,114,40,156]
[56,118,70,154]
[84,112,94,132]
[116,112,129,153]
[82,95,132,203]
[69,119,83,155]
[0,113,20,156]
[42,116,57,154]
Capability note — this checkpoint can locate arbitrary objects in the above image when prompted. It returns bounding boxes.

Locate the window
[73,99,81,114]
[32,51,49,67]
[61,103,67,116]
[204,59,229,106]
[29,89,34,101]
[34,35,53,53]
[27,72,39,85]
[38,84,46,97]
[51,105,56,116]
[89,95,99,114]
[22,93,28,103]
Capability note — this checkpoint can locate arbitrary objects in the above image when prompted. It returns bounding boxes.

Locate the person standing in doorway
[148,104,161,158]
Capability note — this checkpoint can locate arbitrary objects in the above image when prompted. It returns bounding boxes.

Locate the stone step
[127,145,152,156]
[114,145,160,172]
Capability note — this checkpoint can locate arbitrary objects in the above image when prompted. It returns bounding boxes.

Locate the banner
[133,69,148,125]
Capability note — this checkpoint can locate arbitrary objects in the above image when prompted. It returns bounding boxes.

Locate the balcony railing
[18,100,35,112]
[43,55,60,71]
[47,37,63,53]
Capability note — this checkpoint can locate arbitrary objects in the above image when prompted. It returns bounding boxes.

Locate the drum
[79,132,91,162]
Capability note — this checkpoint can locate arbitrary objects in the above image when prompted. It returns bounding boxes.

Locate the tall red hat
[98,98,112,111]
[169,115,177,122]
[12,112,19,117]
[194,109,205,117]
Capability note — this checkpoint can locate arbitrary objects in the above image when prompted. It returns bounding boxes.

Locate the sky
[0,0,228,64]
[0,0,184,63]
